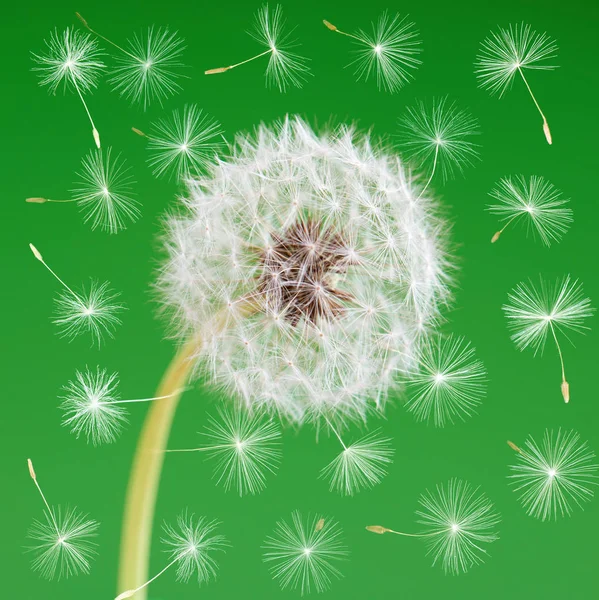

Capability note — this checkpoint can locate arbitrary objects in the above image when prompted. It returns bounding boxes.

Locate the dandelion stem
[164,443,232,453]
[324,416,347,451]
[491,212,521,243]
[29,243,80,300]
[27,459,60,535]
[549,322,569,402]
[322,20,362,43]
[26,198,76,203]
[205,49,272,75]
[71,77,100,148]
[416,144,439,201]
[76,12,140,63]
[118,300,258,599]
[115,557,179,600]
[518,68,552,145]
[113,390,183,405]
[366,524,433,537]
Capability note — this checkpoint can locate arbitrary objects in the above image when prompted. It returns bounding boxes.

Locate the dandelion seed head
[60,366,127,445]
[162,512,227,584]
[109,26,186,110]
[476,23,558,97]
[417,479,500,575]
[488,176,572,246]
[71,148,140,234]
[348,12,421,93]
[398,97,480,182]
[53,280,125,346]
[32,27,105,94]
[509,429,599,520]
[263,512,348,594]
[28,507,99,580]
[159,117,453,426]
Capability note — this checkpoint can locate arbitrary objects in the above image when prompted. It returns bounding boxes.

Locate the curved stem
[117,299,257,599]
[416,144,439,201]
[491,212,522,243]
[117,337,198,599]
[549,322,569,402]
[115,557,179,600]
[518,68,552,145]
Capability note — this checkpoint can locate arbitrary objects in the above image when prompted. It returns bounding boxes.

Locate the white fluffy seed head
[158,117,454,426]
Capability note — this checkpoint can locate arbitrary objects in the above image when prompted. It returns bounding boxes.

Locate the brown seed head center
[257,219,355,325]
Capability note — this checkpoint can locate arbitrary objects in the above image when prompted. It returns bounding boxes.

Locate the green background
[3,0,598,598]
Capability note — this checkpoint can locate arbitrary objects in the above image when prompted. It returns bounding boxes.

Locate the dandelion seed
[72,148,139,233]
[26,459,99,579]
[263,511,348,594]
[60,366,181,445]
[503,276,594,403]
[320,424,394,495]
[205,4,310,92]
[405,335,487,427]
[324,12,421,93]
[367,479,500,575]
[476,23,558,144]
[32,27,104,147]
[488,175,572,245]
[134,105,224,180]
[115,512,227,599]
[27,149,139,234]
[397,97,480,195]
[77,13,186,110]
[508,430,599,520]
[166,408,282,496]
[29,243,125,345]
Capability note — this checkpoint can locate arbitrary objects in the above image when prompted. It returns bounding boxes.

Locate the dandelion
[397,97,480,196]
[320,425,394,495]
[26,459,99,579]
[158,117,452,425]
[476,23,558,144]
[405,335,486,427]
[27,148,139,234]
[488,175,572,245]
[60,366,182,445]
[205,4,310,92]
[367,479,500,574]
[132,105,224,180]
[32,27,104,147]
[115,512,226,600]
[29,243,124,345]
[76,12,186,110]
[507,431,598,520]
[503,276,593,403]
[166,408,282,496]
[323,12,421,93]
[119,117,453,591]
[263,511,348,594]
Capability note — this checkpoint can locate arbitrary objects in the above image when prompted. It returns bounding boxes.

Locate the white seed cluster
[159,117,453,425]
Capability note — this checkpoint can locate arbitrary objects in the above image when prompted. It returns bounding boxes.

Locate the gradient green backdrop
[3,0,598,598]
